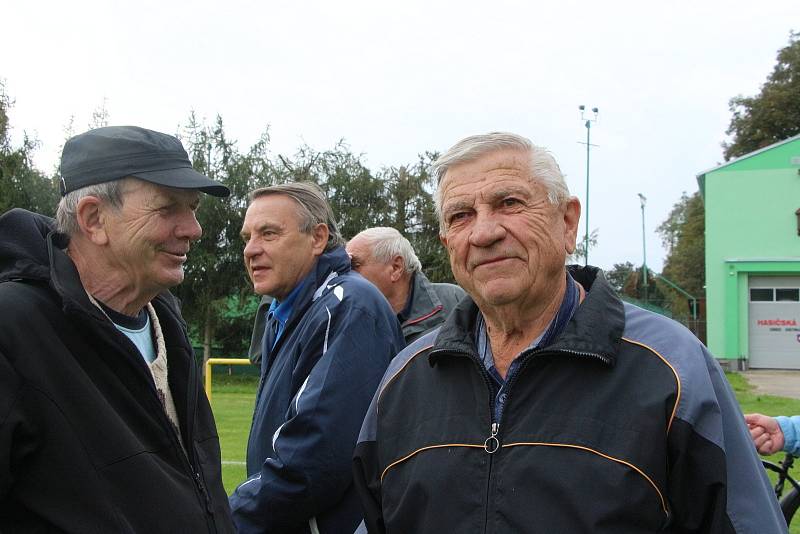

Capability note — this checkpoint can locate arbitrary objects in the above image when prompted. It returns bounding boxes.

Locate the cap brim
[130,166,230,197]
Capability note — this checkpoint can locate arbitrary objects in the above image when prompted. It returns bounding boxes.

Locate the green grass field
[209,375,257,493]
[210,371,800,530]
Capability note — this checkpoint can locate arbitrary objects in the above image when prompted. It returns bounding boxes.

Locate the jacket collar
[401,271,443,327]
[47,230,102,319]
[273,246,352,345]
[429,265,624,367]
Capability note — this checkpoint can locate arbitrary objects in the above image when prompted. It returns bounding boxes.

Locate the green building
[697,134,800,369]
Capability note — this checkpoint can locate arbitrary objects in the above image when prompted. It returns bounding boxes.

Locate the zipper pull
[194,472,213,513]
[484,422,500,454]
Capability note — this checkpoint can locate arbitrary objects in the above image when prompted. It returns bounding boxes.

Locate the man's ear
[562,196,582,255]
[310,223,330,256]
[389,255,405,282]
[75,196,109,246]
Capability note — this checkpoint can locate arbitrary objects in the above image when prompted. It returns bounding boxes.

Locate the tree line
[2,30,798,353]
[0,90,448,359]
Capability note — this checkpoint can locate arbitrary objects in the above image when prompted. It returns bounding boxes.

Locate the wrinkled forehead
[439,151,543,202]
[442,147,530,182]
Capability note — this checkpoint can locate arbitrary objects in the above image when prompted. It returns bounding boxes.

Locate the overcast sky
[3,0,798,272]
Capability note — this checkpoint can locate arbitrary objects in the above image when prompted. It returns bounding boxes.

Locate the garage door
[748,276,800,369]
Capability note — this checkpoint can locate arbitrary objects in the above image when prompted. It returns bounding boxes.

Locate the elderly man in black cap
[0,126,235,533]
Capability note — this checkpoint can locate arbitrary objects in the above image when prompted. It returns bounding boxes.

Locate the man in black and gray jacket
[0,126,234,532]
[353,132,786,533]
[346,226,465,345]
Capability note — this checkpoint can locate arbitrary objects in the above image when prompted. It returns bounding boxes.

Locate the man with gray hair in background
[0,125,234,532]
[346,226,464,345]
[353,132,786,533]
[230,182,404,534]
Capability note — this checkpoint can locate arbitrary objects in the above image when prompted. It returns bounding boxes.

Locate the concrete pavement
[741,370,800,400]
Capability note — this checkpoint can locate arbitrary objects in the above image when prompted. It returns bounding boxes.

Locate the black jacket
[354,266,786,533]
[0,208,234,533]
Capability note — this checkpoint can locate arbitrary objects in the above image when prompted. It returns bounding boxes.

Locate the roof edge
[696,133,800,179]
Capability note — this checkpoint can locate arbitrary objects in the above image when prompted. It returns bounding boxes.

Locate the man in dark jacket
[229,183,404,534]
[353,132,786,533]
[0,126,234,533]
[346,226,465,345]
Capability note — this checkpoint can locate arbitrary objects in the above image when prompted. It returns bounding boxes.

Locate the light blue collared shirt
[266,277,309,349]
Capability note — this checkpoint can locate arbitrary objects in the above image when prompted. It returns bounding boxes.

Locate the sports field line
[222,460,246,465]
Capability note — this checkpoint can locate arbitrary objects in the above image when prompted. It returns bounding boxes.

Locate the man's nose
[469,213,506,247]
[177,210,203,242]
[243,237,260,259]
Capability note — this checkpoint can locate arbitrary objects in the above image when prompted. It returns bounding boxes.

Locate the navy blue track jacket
[230,246,404,534]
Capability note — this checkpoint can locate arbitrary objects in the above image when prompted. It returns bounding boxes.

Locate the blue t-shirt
[97,300,156,364]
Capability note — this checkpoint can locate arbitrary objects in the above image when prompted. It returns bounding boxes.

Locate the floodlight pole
[578,105,599,266]
[638,193,648,302]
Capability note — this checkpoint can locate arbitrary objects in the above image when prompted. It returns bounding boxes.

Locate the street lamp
[578,105,599,266]
[638,193,648,302]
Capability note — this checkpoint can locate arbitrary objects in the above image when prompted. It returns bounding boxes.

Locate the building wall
[704,138,800,363]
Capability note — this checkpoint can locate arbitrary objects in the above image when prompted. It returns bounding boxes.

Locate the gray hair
[351,227,422,274]
[55,178,129,236]
[431,132,570,233]
[250,181,344,252]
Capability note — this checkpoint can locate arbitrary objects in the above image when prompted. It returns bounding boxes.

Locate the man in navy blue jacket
[229,182,404,534]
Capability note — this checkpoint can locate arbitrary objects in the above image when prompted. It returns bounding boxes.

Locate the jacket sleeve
[667,345,787,533]
[776,416,800,456]
[229,300,403,532]
[352,388,385,534]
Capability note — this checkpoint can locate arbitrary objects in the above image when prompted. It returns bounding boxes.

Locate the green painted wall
[702,137,800,362]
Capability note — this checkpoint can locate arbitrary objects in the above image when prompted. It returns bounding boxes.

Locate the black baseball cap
[59,125,230,197]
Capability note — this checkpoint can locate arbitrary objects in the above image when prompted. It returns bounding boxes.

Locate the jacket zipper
[555,348,612,365]
[186,349,217,532]
[484,422,500,454]
[432,345,611,534]
[431,348,501,534]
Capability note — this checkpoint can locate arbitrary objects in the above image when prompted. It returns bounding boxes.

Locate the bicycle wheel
[781,487,800,526]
